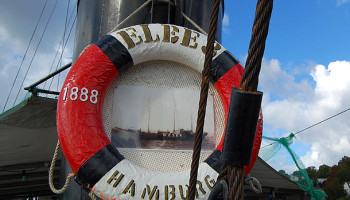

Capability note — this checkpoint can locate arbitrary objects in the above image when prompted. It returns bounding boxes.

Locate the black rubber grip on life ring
[210,50,239,84]
[204,150,223,173]
[95,35,134,73]
[221,88,263,166]
[76,144,125,188]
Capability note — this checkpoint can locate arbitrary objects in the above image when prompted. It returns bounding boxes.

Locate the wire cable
[260,106,350,149]
[294,107,350,135]
[1,0,48,113]
[188,0,220,199]
[260,141,277,149]
[13,0,59,106]
[217,1,273,199]
[48,15,76,91]
[43,3,77,91]
[56,0,71,92]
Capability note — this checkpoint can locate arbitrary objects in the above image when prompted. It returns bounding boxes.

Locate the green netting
[259,133,327,200]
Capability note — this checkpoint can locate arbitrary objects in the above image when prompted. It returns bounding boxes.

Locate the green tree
[336,163,350,184]
[324,165,345,199]
[292,170,302,177]
[339,156,350,167]
[317,164,331,178]
[323,183,345,200]
[279,170,291,179]
[306,166,318,185]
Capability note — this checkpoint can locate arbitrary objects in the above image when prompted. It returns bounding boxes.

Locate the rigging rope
[1,0,48,114]
[188,0,220,199]
[109,0,152,33]
[13,0,59,106]
[44,14,76,90]
[217,0,273,199]
[56,0,71,92]
[43,2,76,92]
[48,15,76,92]
[260,106,350,149]
[294,107,350,135]
[181,12,208,35]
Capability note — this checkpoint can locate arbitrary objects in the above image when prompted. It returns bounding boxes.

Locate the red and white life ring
[57,24,263,199]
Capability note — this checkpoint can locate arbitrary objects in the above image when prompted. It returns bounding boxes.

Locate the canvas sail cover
[0,94,58,166]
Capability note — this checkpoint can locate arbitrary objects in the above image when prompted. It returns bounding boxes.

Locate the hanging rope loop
[49,140,75,194]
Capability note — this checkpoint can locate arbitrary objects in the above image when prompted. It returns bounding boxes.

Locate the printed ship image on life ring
[111,85,216,150]
[57,24,263,199]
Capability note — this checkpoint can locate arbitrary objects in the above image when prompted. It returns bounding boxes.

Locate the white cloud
[260,59,313,101]
[0,1,75,112]
[223,13,230,26]
[337,0,350,6]
[222,14,231,35]
[0,25,25,110]
[260,59,350,168]
[0,26,73,111]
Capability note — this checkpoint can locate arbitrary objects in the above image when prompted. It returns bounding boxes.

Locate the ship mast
[173,98,176,133]
[148,96,150,133]
[191,113,193,132]
[212,92,215,137]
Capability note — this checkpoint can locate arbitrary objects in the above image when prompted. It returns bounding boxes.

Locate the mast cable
[109,0,152,33]
[44,8,76,90]
[185,0,194,28]
[167,0,171,24]
[1,0,48,113]
[46,3,75,91]
[181,12,207,35]
[260,106,350,149]
[44,42,61,89]
[12,0,59,106]
[48,16,76,91]
[56,0,71,92]
[294,107,350,135]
